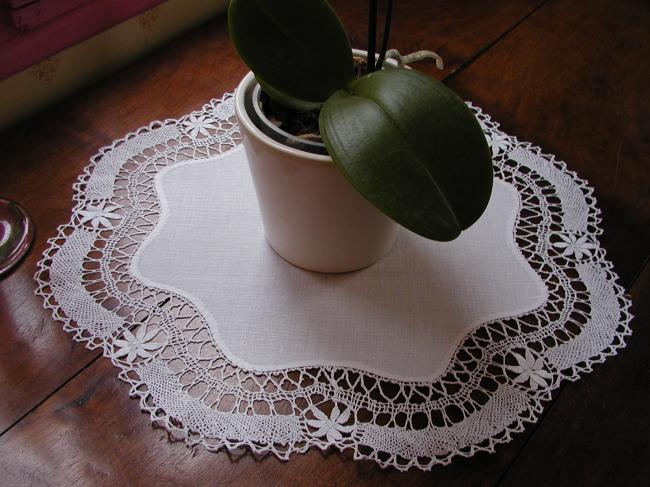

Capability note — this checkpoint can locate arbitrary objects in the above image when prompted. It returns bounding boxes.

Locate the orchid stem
[375,0,393,70]
[367,0,378,73]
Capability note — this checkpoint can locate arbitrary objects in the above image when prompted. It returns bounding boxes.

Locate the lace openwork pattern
[34,93,633,471]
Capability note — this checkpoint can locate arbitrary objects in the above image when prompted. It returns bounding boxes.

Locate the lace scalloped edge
[33,93,634,471]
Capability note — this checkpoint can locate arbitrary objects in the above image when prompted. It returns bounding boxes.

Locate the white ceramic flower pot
[234,69,400,273]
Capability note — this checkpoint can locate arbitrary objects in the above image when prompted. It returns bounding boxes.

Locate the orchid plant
[228,0,493,241]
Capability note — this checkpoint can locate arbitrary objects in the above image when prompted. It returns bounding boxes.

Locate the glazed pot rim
[234,72,333,163]
[250,83,329,155]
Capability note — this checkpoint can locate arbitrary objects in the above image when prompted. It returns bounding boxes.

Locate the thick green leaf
[320,69,493,241]
[228,0,353,104]
[256,78,323,112]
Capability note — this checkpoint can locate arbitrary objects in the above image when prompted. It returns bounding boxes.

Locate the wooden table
[0,0,647,485]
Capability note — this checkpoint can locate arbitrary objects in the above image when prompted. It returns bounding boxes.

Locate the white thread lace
[34,93,633,471]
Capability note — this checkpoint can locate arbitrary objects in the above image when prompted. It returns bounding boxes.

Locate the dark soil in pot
[259,92,322,143]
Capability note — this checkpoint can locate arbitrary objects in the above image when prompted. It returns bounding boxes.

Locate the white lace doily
[132,147,550,382]
[34,93,633,471]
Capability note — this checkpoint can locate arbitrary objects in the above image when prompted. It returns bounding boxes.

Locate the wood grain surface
[0,0,647,485]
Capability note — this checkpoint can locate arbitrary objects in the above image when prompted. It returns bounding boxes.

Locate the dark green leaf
[228,0,353,103]
[256,78,323,112]
[320,68,493,241]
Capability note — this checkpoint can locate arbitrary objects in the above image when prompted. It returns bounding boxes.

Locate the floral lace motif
[34,94,633,471]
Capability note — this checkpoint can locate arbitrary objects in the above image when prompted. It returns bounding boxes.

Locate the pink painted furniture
[0,0,167,80]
